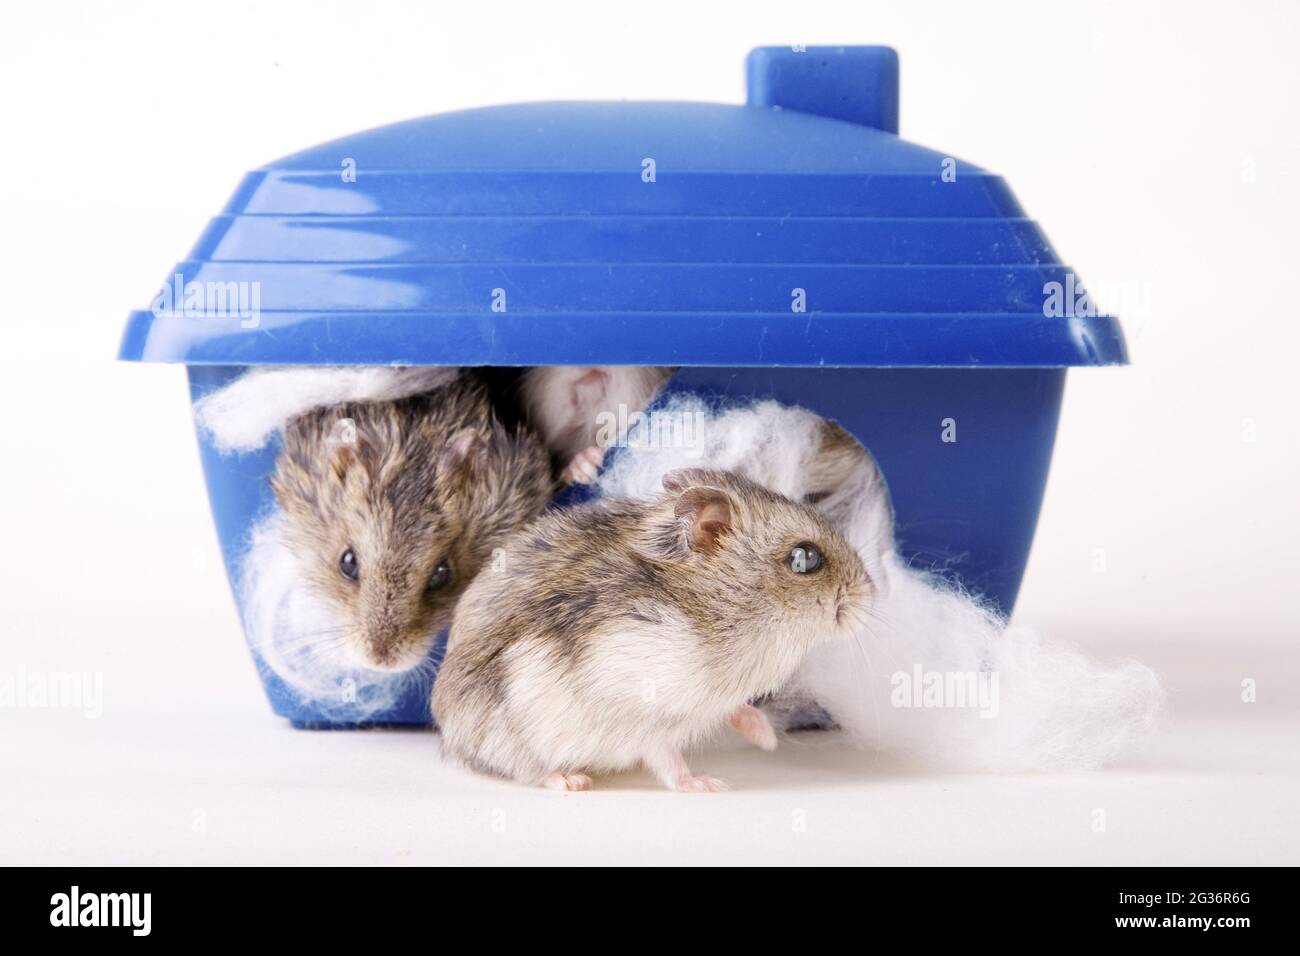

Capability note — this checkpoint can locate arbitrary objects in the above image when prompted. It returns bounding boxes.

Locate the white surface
[2,0,1298,865]
[2,609,1296,865]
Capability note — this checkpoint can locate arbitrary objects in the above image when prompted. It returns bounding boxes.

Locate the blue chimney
[746,45,900,133]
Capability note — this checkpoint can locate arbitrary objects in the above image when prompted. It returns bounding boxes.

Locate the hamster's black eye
[789,542,824,574]
[427,561,453,592]
[339,549,359,582]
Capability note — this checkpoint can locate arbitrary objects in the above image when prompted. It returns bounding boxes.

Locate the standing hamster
[431,468,874,791]
[271,374,555,672]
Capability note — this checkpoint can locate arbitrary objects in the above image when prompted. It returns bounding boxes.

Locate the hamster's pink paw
[561,445,605,485]
[645,747,728,793]
[542,771,593,792]
[728,703,778,752]
[671,774,730,794]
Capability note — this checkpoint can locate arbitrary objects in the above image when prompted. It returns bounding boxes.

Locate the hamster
[594,398,894,732]
[519,366,675,483]
[431,468,874,791]
[271,373,555,672]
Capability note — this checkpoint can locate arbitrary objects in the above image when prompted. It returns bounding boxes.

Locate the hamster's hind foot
[728,704,778,752]
[672,774,730,794]
[644,747,730,793]
[542,771,593,792]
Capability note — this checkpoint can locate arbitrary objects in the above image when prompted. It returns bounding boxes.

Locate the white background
[1,0,1297,865]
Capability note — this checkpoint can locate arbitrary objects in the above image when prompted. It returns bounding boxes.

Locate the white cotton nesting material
[195,365,460,453]
[597,396,1165,772]
[240,512,436,722]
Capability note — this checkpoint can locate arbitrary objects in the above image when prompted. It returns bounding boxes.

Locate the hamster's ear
[662,468,713,494]
[441,427,487,474]
[327,418,364,482]
[818,419,859,454]
[800,419,870,503]
[330,445,353,482]
[673,486,733,556]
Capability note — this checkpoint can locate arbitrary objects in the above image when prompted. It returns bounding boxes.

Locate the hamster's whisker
[847,626,875,674]
[281,630,355,666]
[290,626,347,640]
[409,656,442,685]
[848,623,888,763]
[288,632,348,650]
[865,605,893,624]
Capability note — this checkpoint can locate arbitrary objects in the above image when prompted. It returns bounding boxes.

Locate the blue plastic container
[120,47,1126,726]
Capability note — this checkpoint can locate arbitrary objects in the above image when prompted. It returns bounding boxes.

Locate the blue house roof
[120,46,1126,367]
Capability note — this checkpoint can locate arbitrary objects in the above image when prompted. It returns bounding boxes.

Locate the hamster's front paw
[562,445,605,484]
[542,771,593,791]
[728,704,778,752]
[671,774,730,794]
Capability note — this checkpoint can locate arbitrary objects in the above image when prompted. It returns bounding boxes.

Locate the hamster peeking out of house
[194,364,673,718]
[270,375,555,673]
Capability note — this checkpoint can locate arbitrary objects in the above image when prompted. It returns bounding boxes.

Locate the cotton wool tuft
[194,365,460,453]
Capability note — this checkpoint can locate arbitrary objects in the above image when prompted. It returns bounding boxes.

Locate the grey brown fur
[272,373,555,672]
[432,468,873,791]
